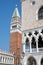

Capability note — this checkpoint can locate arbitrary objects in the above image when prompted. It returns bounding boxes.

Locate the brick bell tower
[10,5,22,65]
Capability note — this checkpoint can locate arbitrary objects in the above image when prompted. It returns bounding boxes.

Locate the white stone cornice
[10,28,22,34]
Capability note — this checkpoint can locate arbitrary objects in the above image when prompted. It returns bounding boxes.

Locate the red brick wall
[10,32,22,65]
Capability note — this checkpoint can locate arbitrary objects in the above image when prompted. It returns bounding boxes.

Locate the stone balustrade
[0,50,14,65]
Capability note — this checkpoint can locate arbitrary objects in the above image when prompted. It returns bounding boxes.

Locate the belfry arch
[27,56,36,65]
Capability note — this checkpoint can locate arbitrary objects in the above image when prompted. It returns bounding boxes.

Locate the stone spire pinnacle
[12,5,20,18]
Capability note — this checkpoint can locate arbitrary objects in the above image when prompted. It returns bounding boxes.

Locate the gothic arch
[38,6,43,20]
[31,37,36,48]
[38,35,43,48]
[25,37,30,49]
[41,57,43,65]
[27,56,36,65]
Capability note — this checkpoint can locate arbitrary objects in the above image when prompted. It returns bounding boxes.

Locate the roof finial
[16,4,18,8]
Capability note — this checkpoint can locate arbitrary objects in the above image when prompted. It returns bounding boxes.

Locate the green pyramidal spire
[12,5,20,18]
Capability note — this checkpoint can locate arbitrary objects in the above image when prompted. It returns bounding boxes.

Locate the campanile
[10,5,22,65]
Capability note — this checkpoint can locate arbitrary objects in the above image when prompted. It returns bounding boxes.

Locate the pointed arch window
[38,35,43,48]
[38,6,43,20]
[31,37,36,48]
[25,38,30,49]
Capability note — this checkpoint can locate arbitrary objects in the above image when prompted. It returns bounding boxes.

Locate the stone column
[29,39,32,53]
[36,39,38,52]
[22,43,25,53]
[1,56,3,63]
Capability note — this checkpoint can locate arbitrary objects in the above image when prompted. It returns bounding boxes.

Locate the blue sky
[0,0,21,52]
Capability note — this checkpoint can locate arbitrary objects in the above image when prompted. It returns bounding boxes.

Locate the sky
[0,0,21,52]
